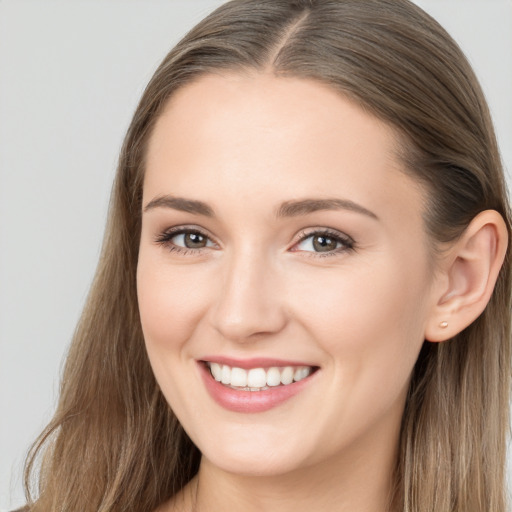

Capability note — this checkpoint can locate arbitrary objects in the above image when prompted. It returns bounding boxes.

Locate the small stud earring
[439,321,448,329]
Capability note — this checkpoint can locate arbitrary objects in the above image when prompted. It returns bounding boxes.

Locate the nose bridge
[210,244,286,342]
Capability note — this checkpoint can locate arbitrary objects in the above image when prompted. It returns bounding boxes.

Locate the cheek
[288,256,429,380]
[136,254,212,355]
[282,258,430,448]
[136,255,213,420]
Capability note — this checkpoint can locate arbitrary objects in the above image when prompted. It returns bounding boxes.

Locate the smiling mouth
[204,362,317,391]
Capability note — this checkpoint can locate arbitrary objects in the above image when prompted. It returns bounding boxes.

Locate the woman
[21,0,511,511]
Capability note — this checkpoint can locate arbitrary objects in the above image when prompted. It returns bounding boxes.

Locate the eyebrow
[143,195,378,220]
[144,195,214,216]
[276,198,378,220]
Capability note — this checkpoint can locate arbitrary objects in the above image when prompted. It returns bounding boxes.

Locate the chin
[192,423,318,477]
[202,448,309,477]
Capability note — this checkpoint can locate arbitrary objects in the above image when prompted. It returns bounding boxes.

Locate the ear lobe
[425,210,508,342]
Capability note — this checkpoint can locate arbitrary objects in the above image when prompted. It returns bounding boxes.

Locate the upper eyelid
[156,225,351,239]
[295,228,354,244]
[157,225,216,241]
[154,227,217,255]
[292,230,355,258]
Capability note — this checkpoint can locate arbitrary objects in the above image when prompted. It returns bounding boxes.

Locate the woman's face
[137,73,438,477]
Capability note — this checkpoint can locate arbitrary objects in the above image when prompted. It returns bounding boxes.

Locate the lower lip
[198,362,316,413]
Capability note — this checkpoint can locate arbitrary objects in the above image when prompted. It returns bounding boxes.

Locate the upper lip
[199,356,317,370]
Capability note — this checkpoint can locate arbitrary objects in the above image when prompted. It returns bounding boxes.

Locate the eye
[155,227,217,254]
[294,229,354,256]
[172,231,213,249]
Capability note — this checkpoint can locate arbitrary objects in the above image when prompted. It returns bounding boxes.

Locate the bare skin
[140,73,507,512]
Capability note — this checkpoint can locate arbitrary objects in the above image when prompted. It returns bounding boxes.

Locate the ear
[425,210,508,342]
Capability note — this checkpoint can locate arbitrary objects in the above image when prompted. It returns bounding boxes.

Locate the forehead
[144,73,426,226]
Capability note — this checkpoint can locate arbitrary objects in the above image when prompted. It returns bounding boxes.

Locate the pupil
[313,235,337,252]
[185,233,206,248]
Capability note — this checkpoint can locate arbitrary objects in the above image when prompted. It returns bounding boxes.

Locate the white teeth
[210,362,222,381]
[266,367,281,387]
[221,365,231,385]
[230,367,248,387]
[294,367,310,382]
[280,366,294,385]
[207,363,314,391]
[247,368,267,387]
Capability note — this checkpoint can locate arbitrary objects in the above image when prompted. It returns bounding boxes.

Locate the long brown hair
[24,1,511,511]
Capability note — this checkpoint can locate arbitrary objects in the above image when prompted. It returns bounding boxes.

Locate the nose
[209,249,288,343]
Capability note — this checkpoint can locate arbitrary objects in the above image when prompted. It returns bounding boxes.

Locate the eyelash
[294,228,355,258]
[154,226,355,258]
[154,227,215,257]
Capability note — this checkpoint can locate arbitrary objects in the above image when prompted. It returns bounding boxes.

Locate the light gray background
[1,1,511,510]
